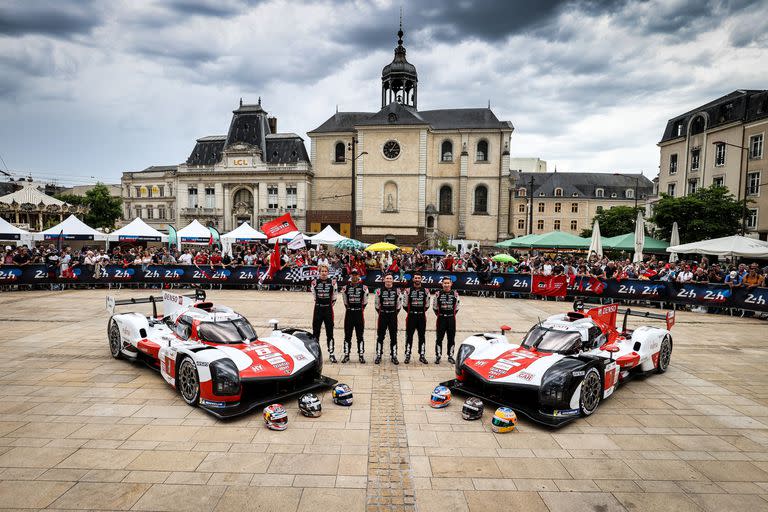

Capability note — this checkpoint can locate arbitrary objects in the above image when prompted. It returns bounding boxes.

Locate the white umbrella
[588,219,603,258]
[669,221,680,263]
[666,235,768,258]
[633,211,644,263]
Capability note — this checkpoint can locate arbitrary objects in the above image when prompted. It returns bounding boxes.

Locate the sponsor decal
[552,408,580,417]
[484,348,542,380]
[295,354,307,361]
[474,360,488,367]
[200,399,231,408]
[196,361,209,367]
[572,370,585,377]
[250,364,264,373]
[517,371,535,381]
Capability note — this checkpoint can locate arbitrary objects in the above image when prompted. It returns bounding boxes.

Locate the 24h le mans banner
[1,265,767,312]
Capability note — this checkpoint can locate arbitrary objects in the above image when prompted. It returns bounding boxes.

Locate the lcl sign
[231,158,250,166]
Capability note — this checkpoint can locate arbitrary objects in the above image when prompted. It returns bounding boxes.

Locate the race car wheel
[108,320,123,359]
[177,358,200,406]
[579,368,602,416]
[656,335,672,374]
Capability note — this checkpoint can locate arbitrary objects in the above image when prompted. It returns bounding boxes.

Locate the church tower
[381,19,418,108]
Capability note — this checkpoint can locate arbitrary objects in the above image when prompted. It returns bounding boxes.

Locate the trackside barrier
[1,264,767,313]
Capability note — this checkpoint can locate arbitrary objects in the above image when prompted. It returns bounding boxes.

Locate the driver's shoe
[404,354,411,364]
[391,356,399,365]
[329,354,337,364]
[341,354,350,364]
[419,355,428,364]
[447,356,456,364]
[359,355,366,364]
[374,355,382,364]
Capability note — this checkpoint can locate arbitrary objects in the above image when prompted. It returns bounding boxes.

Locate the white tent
[666,235,768,258]
[177,220,213,245]
[35,214,108,242]
[108,218,168,243]
[588,219,603,258]
[268,230,303,243]
[221,222,267,242]
[633,211,644,263]
[308,225,347,245]
[0,217,30,241]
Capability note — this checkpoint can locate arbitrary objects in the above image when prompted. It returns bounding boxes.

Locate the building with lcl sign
[121,100,311,232]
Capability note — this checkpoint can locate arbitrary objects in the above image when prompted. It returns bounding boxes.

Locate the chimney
[267,116,277,134]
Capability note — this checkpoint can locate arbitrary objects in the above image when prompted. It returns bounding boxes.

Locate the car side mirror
[500,325,511,334]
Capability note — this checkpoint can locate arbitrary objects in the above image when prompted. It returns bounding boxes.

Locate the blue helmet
[430,385,452,408]
[332,383,353,406]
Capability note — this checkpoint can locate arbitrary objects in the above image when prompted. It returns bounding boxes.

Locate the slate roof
[129,165,177,175]
[187,139,225,166]
[309,104,513,133]
[266,134,310,164]
[660,89,768,143]
[510,171,654,199]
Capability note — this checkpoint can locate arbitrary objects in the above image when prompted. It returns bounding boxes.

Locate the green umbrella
[492,254,518,263]
[335,238,367,250]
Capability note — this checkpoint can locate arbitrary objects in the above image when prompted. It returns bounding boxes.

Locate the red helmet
[263,403,288,431]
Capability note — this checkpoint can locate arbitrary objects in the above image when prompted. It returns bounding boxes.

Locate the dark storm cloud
[0,1,102,38]
[163,0,251,19]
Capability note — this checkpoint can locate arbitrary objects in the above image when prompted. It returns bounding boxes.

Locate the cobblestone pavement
[1,289,768,511]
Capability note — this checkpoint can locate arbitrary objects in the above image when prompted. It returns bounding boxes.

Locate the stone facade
[307,26,513,247]
[657,89,768,240]
[121,102,312,233]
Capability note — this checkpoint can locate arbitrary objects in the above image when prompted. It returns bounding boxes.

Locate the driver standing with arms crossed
[374,273,401,365]
[433,276,460,364]
[341,268,368,364]
[311,264,337,363]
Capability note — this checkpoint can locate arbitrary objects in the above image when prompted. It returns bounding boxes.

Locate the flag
[261,213,298,239]
[260,240,282,283]
[287,233,306,250]
[56,229,64,253]
[167,225,177,250]
[532,274,568,297]
[208,226,220,248]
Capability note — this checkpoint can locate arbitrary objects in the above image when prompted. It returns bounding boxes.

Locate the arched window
[335,142,346,163]
[554,188,563,197]
[441,140,453,162]
[476,140,488,162]
[427,216,435,228]
[518,188,526,197]
[625,189,634,199]
[474,185,488,214]
[233,188,254,207]
[595,188,604,198]
[439,185,452,214]
[383,181,398,212]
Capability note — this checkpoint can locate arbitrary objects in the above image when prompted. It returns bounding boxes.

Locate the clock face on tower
[382,140,401,159]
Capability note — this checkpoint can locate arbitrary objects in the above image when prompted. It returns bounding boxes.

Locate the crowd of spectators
[3,243,767,290]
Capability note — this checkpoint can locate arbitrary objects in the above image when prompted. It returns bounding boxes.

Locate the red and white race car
[106,290,336,418]
[442,301,674,426]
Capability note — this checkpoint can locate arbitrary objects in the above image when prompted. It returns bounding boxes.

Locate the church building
[307,24,514,246]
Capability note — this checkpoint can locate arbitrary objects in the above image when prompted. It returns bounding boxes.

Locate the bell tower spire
[381,12,418,109]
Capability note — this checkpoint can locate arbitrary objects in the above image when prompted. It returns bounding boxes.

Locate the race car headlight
[456,344,475,374]
[539,369,571,406]
[210,359,240,396]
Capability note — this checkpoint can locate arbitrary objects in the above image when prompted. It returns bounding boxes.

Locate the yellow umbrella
[367,242,399,252]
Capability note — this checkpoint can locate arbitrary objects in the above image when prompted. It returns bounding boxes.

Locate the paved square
[1,289,768,511]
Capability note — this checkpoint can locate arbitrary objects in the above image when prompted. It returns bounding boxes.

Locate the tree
[650,185,744,244]
[580,206,643,238]
[55,183,123,229]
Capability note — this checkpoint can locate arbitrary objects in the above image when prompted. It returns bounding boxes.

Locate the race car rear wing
[619,308,675,332]
[106,289,206,318]
[574,299,675,331]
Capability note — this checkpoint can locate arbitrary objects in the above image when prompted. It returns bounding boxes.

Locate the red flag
[532,274,568,297]
[261,213,298,239]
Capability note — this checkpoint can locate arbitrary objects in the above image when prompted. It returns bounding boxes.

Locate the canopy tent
[0,217,30,241]
[602,233,669,253]
[108,218,168,243]
[35,214,108,242]
[176,220,213,245]
[221,222,267,242]
[495,233,541,248]
[666,235,768,258]
[268,230,303,243]
[501,231,590,250]
[308,225,347,245]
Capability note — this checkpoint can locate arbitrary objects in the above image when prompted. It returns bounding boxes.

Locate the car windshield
[197,319,257,344]
[521,326,582,354]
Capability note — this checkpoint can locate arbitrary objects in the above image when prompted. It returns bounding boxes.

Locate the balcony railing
[181,207,223,216]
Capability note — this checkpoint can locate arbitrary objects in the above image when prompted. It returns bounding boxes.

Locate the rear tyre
[108,320,123,359]
[579,367,602,416]
[656,335,672,374]
[177,357,200,406]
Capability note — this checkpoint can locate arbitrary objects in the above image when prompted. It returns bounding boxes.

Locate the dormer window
[595,188,604,198]
[572,192,579,197]
[517,188,526,197]
[625,189,634,199]
[611,192,618,198]
[554,188,563,197]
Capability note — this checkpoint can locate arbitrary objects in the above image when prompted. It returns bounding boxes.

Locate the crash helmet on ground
[491,406,517,433]
[332,383,353,406]
[430,385,452,408]
[461,397,484,420]
[298,393,322,417]
[263,403,288,431]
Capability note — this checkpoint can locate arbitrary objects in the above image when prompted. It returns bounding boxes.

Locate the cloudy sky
[0,0,766,186]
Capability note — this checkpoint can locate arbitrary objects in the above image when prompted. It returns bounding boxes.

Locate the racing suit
[311,277,337,357]
[403,285,430,360]
[375,286,401,358]
[433,289,460,359]
[341,281,368,357]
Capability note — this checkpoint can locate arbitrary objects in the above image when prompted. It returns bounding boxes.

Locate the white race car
[107,290,336,418]
[442,301,674,426]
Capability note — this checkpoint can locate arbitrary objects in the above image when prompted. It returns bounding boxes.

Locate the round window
[383,140,401,159]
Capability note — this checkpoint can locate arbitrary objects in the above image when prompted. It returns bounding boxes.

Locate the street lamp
[347,138,367,239]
